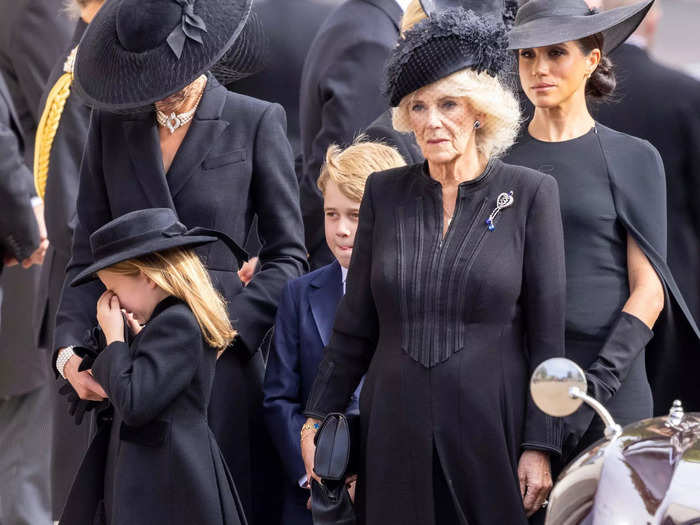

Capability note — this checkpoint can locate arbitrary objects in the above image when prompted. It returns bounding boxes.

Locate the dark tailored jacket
[60,297,247,525]
[35,19,89,351]
[299,0,402,268]
[0,0,71,166]
[54,76,308,522]
[263,260,360,525]
[595,44,700,323]
[305,161,566,525]
[0,74,42,399]
[0,0,69,400]
[230,0,339,158]
[0,75,41,398]
[33,19,93,519]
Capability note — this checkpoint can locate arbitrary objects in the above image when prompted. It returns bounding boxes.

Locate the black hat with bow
[71,208,248,286]
[73,0,263,110]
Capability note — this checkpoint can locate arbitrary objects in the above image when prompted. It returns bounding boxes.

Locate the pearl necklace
[155,78,205,134]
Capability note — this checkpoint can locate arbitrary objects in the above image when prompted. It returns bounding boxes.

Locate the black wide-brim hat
[507,0,654,53]
[71,208,248,287]
[384,8,510,107]
[73,0,255,110]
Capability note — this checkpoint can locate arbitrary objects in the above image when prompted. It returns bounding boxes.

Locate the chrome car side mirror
[531,358,622,439]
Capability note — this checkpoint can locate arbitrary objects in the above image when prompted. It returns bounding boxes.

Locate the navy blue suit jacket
[264,260,360,484]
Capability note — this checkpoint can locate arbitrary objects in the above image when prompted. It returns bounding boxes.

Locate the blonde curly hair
[391,68,521,159]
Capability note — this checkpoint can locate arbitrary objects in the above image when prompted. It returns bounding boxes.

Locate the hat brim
[73,0,253,110]
[70,235,218,287]
[507,0,653,53]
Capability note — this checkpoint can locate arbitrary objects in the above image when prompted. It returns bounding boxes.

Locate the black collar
[149,295,183,320]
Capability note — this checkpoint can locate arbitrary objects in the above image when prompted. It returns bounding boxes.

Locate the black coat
[594,44,700,323]
[363,109,424,165]
[0,0,70,399]
[299,0,402,268]
[0,0,72,165]
[33,19,94,518]
[54,76,308,522]
[0,75,38,269]
[60,297,247,525]
[305,160,566,525]
[0,74,42,399]
[230,0,339,158]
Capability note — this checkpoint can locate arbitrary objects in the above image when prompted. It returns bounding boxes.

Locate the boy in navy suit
[263,136,405,524]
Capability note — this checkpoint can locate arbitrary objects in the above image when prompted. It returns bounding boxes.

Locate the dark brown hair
[576,33,616,101]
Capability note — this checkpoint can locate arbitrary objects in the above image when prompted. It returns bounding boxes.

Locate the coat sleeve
[301,39,394,260]
[305,174,379,419]
[53,110,110,356]
[0,95,39,261]
[521,175,566,454]
[228,103,308,357]
[7,0,71,124]
[263,281,307,483]
[91,306,203,427]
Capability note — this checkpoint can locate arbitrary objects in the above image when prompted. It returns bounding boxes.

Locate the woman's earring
[474,120,481,129]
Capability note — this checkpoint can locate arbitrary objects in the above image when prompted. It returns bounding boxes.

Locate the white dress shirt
[395,0,412,11]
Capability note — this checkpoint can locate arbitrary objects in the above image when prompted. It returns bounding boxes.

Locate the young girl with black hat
[504,0,700,461]
[59,208,248,525]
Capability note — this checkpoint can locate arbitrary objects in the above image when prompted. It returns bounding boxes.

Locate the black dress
[305,160,566,525]
[504,126,654,452]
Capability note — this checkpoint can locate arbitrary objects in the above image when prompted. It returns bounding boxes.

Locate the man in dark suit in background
[0,73,49,525]
[595,0,700,322]
[299,0,405,269]
[231,0,340,159]
[0,2,71,522]
[32,1,106,518]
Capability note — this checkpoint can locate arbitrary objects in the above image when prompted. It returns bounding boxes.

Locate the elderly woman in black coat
[51,0,307,522]
[300,9,566,525]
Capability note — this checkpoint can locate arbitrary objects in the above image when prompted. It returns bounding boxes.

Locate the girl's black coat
[60,297,246,525]
[305,160,566,524]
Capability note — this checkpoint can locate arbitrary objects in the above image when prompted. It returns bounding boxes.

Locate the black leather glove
[566,312,653,440]
[58,380,100,425]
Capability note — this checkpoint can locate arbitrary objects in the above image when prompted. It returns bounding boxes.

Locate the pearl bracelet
[56,346,76,379]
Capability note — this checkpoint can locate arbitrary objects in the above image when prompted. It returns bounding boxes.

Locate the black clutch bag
[311,413,360,525]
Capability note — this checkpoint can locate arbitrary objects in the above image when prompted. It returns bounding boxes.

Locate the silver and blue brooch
[485,191,514,231]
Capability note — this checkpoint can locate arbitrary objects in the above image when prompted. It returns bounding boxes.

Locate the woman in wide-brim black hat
[504,0,700,466]
[52,1,309,523]
[300,8,568,525]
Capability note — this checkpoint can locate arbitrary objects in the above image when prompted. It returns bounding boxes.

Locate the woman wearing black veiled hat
[51,1,308,522]
[504,0,700,461]
[300,9,567,524]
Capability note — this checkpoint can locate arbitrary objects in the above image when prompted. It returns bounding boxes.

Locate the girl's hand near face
[97,290,125,344]
[122,309,143,336]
